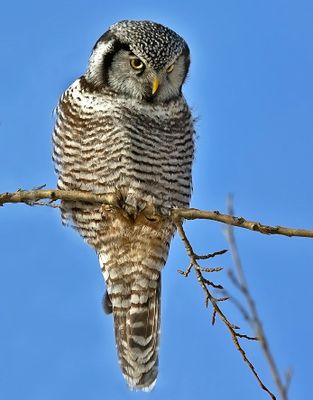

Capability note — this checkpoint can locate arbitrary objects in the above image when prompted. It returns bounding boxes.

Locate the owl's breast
[107,99,194,210]
[53,80,194,211]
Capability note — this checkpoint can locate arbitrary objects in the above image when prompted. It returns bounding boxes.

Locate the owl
[52,20,194,390]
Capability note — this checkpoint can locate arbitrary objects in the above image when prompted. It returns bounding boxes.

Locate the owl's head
[85,20,190,103]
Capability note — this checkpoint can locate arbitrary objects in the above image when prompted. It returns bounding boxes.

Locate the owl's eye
[130,58,145,71]
[166,64,175,73]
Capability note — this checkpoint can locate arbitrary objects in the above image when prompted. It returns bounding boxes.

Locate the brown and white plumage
[52,20,194,390]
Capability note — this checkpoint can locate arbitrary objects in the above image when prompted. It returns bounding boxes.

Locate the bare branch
[226,194,290,400]
[171,208,313,238]
[0,189,116,206]
[219,286,252,323]
[174,218,276,400]
[1,188,313,238]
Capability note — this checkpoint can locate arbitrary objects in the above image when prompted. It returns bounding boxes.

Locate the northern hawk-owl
[53,20,194,390]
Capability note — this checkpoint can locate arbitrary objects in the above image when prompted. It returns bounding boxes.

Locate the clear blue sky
[1,1,313,399]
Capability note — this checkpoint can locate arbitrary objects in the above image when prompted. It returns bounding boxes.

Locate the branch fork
[174,217,276,400]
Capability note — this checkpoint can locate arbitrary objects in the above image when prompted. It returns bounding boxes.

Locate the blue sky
[1,1,313,399]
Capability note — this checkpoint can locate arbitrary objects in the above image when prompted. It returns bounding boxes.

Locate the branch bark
[1,188,313,239]
[225,195,291,400]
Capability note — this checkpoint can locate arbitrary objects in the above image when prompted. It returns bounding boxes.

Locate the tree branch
[171,208,313,238]
[174,218,276,400]
[225,195,291,400]
[0,189,116,206]
[1,188,313,238]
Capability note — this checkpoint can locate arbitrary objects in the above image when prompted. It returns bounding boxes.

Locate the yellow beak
[152,79,159,95]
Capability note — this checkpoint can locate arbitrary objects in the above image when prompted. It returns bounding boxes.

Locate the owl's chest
[91,102,183,166]
[68,93,193,202]
[59,90,193,207]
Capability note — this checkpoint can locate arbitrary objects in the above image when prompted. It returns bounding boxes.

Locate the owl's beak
[152,79,159,95]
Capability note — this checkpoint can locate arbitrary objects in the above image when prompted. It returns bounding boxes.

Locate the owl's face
[86,20,190,103]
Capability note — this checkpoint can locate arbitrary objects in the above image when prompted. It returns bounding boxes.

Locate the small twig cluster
[173,218,276,400]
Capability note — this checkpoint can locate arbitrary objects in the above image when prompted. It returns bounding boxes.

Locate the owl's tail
[117,274,161,391]
[100,254,161,390]
[98,211,174,390]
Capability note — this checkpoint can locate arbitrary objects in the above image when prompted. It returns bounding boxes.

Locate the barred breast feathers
[53,77,195,214]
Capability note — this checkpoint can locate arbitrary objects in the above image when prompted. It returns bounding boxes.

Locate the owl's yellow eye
[166,64,175,73]
[130,58,144,70]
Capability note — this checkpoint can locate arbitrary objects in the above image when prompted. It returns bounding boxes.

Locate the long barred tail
[118,274,161,390]
[100,253,162,390]
[98,211,175,390]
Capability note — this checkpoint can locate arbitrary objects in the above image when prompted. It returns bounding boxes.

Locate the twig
[1,188,313,238]
[218,287,252,323]
[173,218,276,400]
[225,194,291,400]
